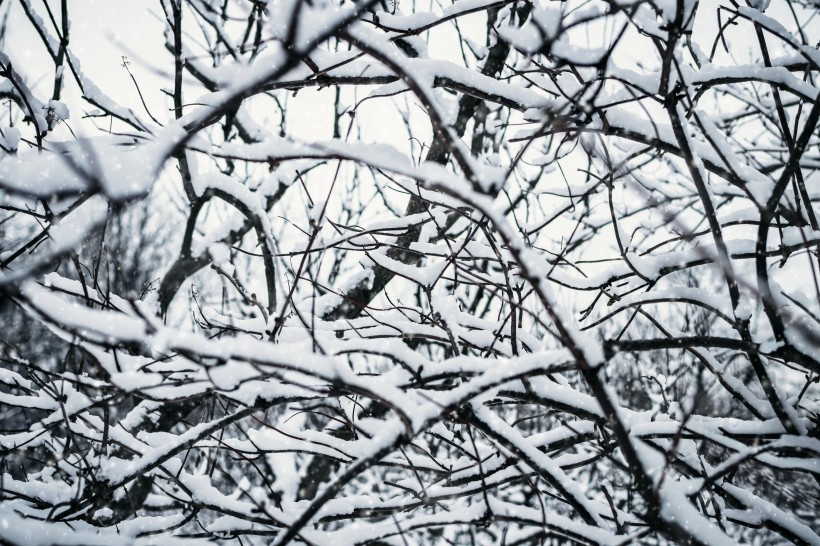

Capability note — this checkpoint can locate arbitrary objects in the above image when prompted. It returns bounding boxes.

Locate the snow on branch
[0,1,818,545]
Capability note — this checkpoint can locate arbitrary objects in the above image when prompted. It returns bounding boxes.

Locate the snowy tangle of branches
[0,0,818,544]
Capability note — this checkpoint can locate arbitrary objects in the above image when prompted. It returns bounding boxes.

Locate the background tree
[0,0,818,545]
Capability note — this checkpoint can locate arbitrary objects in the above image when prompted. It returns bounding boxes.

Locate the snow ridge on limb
[1,1,818,545]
